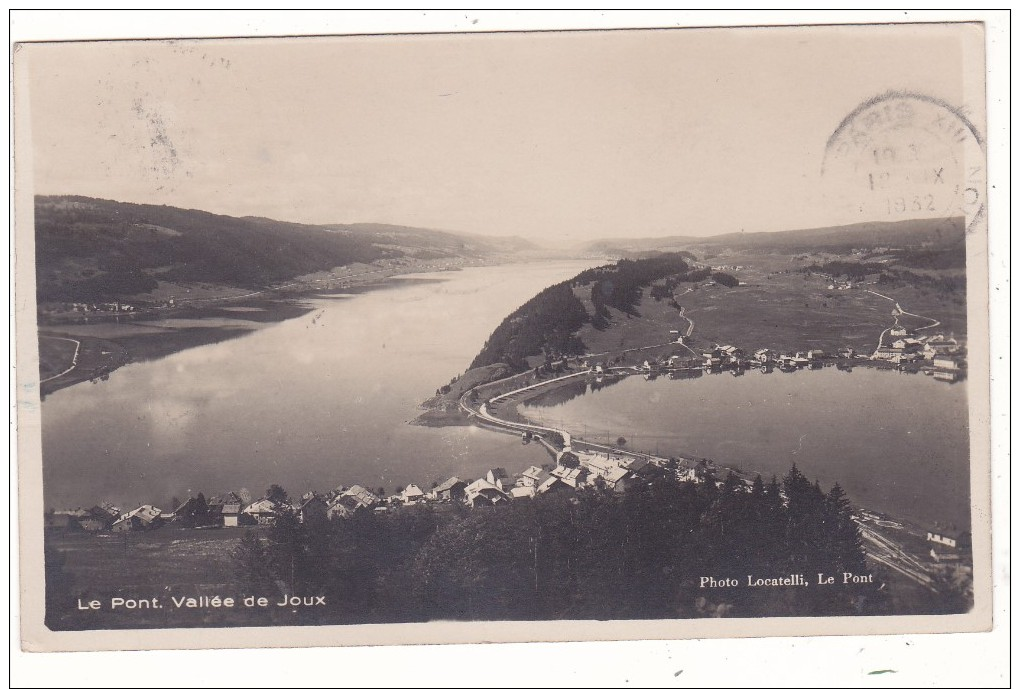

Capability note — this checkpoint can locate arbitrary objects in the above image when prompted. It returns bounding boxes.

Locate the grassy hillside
[34,196,534,302]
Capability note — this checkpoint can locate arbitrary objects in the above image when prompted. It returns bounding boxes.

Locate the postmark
[823,91,986,233]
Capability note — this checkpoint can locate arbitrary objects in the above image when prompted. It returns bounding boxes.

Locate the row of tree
[228,464,892,625]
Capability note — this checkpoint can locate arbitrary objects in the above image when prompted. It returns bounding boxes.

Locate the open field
[44,528,283,630]
[37,334,130,397]
[571,250,966,360]
[37,336,79,380]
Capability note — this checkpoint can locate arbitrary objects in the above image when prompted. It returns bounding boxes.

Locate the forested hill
[584,217,966,257]
[321,222,538,256]
[33,196,533,302]
[470,253,695,370]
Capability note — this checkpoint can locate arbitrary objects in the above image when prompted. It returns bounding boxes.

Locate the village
[43,426,972,599]
[42,269,970,604]
[44,443,700,535]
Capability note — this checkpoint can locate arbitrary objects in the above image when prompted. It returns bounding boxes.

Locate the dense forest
[802,261,885,281]
[34,196,529,302]
[219,465,888,625]
[573,254,691,327]
[469,280,590,369]
[877,270,967,294]
[889,245,967,270]
[471,254,700,369]
[34,196,390,301]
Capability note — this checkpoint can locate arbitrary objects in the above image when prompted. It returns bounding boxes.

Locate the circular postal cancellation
[822,91,986,234]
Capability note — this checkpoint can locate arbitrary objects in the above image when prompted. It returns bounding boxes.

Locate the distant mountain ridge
[320,222,539,255]
[33,196,536,302]
[583,217,966,256]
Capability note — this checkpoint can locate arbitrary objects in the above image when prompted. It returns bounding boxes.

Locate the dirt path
[865,289,941,354]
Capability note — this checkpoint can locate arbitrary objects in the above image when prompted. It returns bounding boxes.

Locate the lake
[519,366,971,530]
[40,261,599,509]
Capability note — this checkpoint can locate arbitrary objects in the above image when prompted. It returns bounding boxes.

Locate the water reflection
[520,366,970,529]
[40,261,598,509]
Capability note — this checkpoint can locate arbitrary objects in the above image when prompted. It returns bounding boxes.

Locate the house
[343,485,381,508]
[509,485,537,499]
[207,491,242,508]
[549,464,587,488]
[111,505,164,532]
[583,456,632,492]
[933,355,959,370]
[536,476,572,495]
[871,347,902,361]
[464,479,509,507]
[243,498,283,526]
[432,476,467,502]
[298,495,329,525]
[485,468,514,492]
[168,496,208,527]
[78,505,118,531]
[621,456,658,479]
[208,492,245,526]
[806,349,825,360]
[890,326,909,337]
[399,484,426,504]
[221,503,244,527]
[517,465,548,488]
[753,349,771,363]
[326,485,380,520]
[327,498,359,520]
[926,530,970,549]
[719,345,742,359]
[675,466,700,483]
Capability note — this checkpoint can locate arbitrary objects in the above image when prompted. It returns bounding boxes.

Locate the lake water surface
[41,260,971,533]
[520,367,970,530]
[41,261,598,509]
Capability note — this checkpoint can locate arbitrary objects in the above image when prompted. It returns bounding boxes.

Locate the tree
[616,436,627,448]
[377,487,386,497]
[266,484,289,505]
[711,271,739,288]
[559,452,580,469]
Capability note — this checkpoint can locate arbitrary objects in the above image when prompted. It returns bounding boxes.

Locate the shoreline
[35,257,522,397]
[449,361,970,596]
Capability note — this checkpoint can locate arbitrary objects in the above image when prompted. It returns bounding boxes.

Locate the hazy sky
[20,23,978,240]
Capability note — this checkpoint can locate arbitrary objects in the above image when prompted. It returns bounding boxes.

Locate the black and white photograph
[12,14,999,657]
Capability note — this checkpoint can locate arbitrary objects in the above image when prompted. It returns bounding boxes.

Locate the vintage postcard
[13,20,995,653]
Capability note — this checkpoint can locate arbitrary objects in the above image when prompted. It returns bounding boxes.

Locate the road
[460,371,588,450]
[460,367,677,466]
